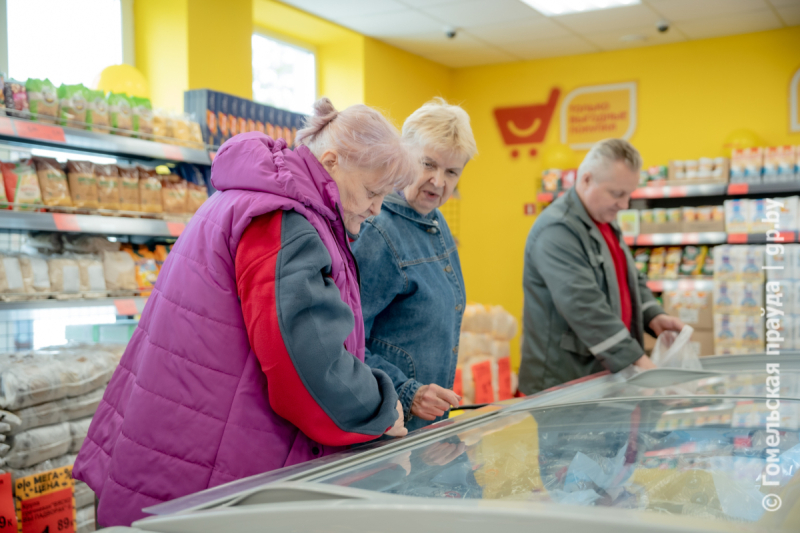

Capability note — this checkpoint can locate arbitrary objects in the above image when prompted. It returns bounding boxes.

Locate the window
[7,0,125,87]
[252,33,315,116]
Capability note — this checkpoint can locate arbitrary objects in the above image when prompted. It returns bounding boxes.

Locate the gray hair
[577,138,642,181]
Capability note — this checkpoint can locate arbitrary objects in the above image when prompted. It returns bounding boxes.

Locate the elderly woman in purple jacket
[73,98,415,526]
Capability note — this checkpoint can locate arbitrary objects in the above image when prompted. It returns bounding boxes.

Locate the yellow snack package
[123,244,159,294]
[95,164,121,210]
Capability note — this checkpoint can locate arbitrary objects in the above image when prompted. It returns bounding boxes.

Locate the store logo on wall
[791,67,800,132]
[493,88,560,147]
[561,82,637,149]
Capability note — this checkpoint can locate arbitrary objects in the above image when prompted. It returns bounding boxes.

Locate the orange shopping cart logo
[493,88,560,146]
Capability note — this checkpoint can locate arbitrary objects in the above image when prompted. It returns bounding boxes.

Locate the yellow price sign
[14,466,75,533]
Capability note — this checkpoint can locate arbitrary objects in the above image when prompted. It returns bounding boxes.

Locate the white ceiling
[277,0,800,67]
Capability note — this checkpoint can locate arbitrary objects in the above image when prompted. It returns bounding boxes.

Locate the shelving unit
[645,279,714,292]
[0,210,186,238]
[624,231,799,247]
[0,296,148,321]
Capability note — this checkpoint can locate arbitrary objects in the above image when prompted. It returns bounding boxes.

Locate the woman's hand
[385,401,408,437]
[411,384,461,421]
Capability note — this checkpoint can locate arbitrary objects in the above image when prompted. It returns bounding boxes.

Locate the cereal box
[724,199,748,234]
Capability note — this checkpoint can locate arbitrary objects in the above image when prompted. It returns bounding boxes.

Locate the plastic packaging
[0,255,25,297]
[77,255,107,297]
[117,165,140,212]
[489,306,517,341]
[2,160,43,209]
[131,96,154,138]
[66,160,99,209]
[461,304,493,333]
[124,245,158,292]
[2,422,71,469]
[74,481,95,510]
[173,113,191,145]
[32,157,72,207]
[103,250,137,292]
[62,235,120,255]
[2,452,75,482]
[25,78,58,124]
[76,504,96,533]
[8,387,104,435]
[18,255,49,294]
[47,256,81,296]
[95,164,120,210]
[137,166,163,213]
[108,92,133,135]
[651,326,703,370]
[57,84,89,127]
[153,109,170,140]
[161,174,187,213]
[68,417,92,454]
[3,79,28,118]
[86,90,110,132]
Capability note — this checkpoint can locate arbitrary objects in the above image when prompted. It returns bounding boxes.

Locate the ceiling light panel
[520,0,641,17]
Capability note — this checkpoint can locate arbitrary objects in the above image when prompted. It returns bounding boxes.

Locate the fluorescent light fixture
[30,148,117,165]
[521,0,640,16]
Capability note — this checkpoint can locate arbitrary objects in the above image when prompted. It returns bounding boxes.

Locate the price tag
[114,299,138,316]
[0,118,15,136]
[497,357,512,400]
[52,214,80,232]
[727,183,749,195]
[162,145,184,161]
[471,360,494,404]
[14,121,66,143]
[0,474,17,532]
[208,151,217,162]
[15,466,74,533]
[166,222,185,237]
[727,233,748,244]
[453,367,463,403]
[536,193,553,203]
[646,280,663,292]
[623,235,636,246]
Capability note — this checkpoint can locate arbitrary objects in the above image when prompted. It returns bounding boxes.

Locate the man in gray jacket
[519,139,684,394]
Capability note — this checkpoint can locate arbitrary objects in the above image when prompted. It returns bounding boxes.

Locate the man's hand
[411,384,461,421]
[634,354,657,370]
[649,314,685,337]
[384,400,408,437]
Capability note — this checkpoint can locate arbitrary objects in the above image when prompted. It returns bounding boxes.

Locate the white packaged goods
[74,480,95,509]
[18,255,50,294]
[789,245,800,279]
[1,452,76,481]
[724,200,748,233]
[48,257,81,296]
[776,281,795,315]
[461,304,493,333]
[0,347,118,410]
[489,306,518,340]
[76,504,96,533]
[103,250,137,291]
[2,422,71,469]
[9,388,104,435]
[773,196,799,231]
[77,256,107,297]
[0,255,25,296]
[765,246,791,281]
[68,417,92,454]
[794,281,800,316]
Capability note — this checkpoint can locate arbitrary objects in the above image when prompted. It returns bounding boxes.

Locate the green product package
[130,96,154,138]
[86,90,110,132]
[108,92,133,135]
[57,84,89,127]
[25,78,58,123]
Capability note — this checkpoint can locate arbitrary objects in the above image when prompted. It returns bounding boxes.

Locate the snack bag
[152,108,171,140]
[633,248,650,275]
[161,174,188,214]
[103,250,137,292]
[648,247,667,279]
[86,90,110,132]
[108,92,133,135]
[26,78,58,123]
[57,84,89,127]
[3,79,28,118]
[130,96,154,138]
[187,182,208,214]
[66,160,99,209]
[0,74,5,112]
[173,114,191,146]
[95,164,121,210]
[664,247,682,280]
[2,160,43,210]
[679,246,708,277]
[32,157,72,207]
[154,245,170,272]
[124,244,159,293]
[189,120,203,149]
[19,255,50,294]
[117,165,140,211]
[137,166,163,213]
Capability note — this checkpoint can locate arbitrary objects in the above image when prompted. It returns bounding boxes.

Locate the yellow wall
[452,26,800,370]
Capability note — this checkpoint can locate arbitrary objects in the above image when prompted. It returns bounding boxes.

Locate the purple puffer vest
[73,133,365,526]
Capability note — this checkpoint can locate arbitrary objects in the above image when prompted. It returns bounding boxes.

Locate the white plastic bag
[651,326,703,370]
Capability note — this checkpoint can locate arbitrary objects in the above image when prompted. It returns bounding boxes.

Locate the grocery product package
[57,84,89,127]
[1,160,43,209]
[68,417,92,453]
[2,422,71,469]
[0,255,25,296]
[25,78,58,123]
[74,481,95,512]
[103,250,137,292]
[137,166,163,213]
[66,160,98,209]
[3,79,28,118]
[152,108,171,140]
[95,163,120,210]
[47,256,81,297]
[32,157,72,207]
[108,92,133,134]
[650,326,702,370]
[161,174,188,213]
[62,234,120,255]
[189,120,204,148]
[18,255,50,294]
[86,89,110,132]
[489,306,517,340]
[461,304,493,333]
[77,255,107,297]
[178,163,209,213]
[2,452,75,482]
[76,504,96,533]
[173,113,191,145]
[8,387,104,435]
[131,96,154,138]
[123,245,158,293]
[118,165,140,211]
[154,244,170,272]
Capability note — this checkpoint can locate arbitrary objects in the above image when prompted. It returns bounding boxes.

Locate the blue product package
[255,103,265,134]
[229,97,240,137]
[218,92,230,141]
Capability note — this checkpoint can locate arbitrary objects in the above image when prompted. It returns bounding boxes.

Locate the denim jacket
[352,192,466,432]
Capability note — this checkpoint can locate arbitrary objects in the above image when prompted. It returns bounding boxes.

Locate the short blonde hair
[402,97,477,161]
[578,138,642,180]
[297,97,417,190]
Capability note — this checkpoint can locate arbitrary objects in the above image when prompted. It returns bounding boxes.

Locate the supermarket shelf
[0,296,148,320]
[625,231,799,246]
[0,211,185,237]
[0,116,211,165]
[646,279,715,292]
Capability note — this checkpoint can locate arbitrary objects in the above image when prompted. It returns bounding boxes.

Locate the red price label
[166,222,185,237]
[727,233,748,244]
[497,357,512,400]
[52,214,80,232]
[114,299,138,316]
[14,121,66,143]
[19,488,74,533]
[0,118,15,136]
[453,368,463,404]
[0,474,17,531]
[162,145,184,161]
[472,360,494,404]
[727,183,749,195]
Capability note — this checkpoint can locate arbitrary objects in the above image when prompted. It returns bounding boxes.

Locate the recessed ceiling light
[620,34,648,41]
[520,0,641,17]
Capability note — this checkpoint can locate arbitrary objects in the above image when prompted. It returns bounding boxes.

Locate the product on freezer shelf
[32,157,72,207]
[118,165,140,212]
[0,255,25,296]
[57,84,89,127]
[724,200,748,234]
[137,166,163,213]
[19,255,50,294]
[103,250,137,292]
[2,160,43,209]
[47,256,81,297]
[77,255,106,297]
[25,78,58,124]
[66,160,99,209]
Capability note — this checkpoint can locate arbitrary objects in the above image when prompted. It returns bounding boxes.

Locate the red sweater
[595,222,632,331]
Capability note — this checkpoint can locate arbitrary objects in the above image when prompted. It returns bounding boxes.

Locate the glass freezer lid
[316,398,800,532]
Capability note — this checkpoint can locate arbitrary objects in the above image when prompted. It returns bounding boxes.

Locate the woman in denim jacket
[352,98,477,433]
